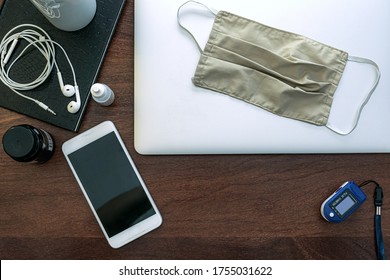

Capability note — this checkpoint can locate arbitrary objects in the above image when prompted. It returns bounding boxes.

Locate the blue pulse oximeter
[321,181,367,223]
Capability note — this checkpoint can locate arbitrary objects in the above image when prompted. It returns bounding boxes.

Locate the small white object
[3,38,18,64]
[90,83,115,106]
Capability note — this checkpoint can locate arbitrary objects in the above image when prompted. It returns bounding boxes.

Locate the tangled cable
[0,24,77,115]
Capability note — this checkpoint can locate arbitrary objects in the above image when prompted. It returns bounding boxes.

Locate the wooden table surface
[1,0,389,260]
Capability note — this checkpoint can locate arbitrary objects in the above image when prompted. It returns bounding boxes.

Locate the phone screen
[67,131,156,238]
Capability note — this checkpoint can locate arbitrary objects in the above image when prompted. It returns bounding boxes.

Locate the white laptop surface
[134,0,390,154]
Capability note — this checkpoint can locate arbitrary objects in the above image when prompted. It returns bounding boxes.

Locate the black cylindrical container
[2,124,55,163]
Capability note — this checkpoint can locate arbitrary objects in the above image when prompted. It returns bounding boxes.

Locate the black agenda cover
[0,0,126,131]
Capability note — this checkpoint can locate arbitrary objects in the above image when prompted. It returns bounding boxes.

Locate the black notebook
[0,0,126,131]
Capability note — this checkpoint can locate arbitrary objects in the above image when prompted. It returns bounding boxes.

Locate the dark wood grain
[0,0,389,259]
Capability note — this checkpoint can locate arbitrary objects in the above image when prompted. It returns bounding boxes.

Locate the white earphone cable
[0,24,78,115]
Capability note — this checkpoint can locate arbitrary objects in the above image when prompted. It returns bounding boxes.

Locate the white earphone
[57,71,75,97]
[0,24,81,115]
[56,71,81,113]
[67,85,81,113]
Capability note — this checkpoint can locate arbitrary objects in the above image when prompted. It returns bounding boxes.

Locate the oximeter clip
[321,180,386,260]
[321,181,366,223]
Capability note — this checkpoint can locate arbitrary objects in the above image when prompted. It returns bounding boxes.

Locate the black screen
[68,132,155,237]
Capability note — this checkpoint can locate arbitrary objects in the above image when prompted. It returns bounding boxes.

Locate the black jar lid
[2,125,41,162]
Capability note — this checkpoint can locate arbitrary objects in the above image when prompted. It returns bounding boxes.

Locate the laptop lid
[134,0,390,154]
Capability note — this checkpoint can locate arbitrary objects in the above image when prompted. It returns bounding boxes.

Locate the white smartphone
[62,121,162,248]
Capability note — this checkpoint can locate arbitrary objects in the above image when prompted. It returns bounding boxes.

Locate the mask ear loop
[326,56,381,135]
[177,1,218,53]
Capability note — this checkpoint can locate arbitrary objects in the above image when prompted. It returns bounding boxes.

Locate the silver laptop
[134,0,390,154]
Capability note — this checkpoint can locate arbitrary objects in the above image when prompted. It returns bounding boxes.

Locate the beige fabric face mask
[178,1,380,135]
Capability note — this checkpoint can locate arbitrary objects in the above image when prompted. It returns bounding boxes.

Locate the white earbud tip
[63,85,75,97]
[67,101,80,114]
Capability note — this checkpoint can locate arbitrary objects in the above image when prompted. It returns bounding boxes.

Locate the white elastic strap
[177,0,218,53]
[326,56,381,135]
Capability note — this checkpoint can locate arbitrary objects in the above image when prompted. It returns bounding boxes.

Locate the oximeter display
[321,181,367,223]
[334,192,356,217]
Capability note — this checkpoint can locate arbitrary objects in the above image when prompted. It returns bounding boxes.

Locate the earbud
[57,71,80,113]
[57,71,75,97]
[63,84,75,97]
[67,85,81,114]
